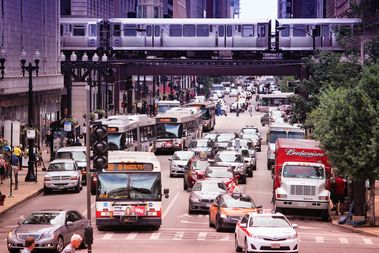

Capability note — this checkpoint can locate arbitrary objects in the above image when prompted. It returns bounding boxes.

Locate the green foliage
[365,36,379,64]
[278,76,296,92]
[310,87,378,180]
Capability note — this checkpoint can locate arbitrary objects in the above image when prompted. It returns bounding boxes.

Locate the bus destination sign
[157,118,177,123]
[107,127,119,133]
[107,163,154,171]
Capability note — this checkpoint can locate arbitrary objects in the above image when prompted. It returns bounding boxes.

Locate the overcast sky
[239,0,277,19]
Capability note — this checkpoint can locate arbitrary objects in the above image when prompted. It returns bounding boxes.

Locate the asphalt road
[1,96,378,253]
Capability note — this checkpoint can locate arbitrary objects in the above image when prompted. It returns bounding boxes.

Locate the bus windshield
[108,133,123,150]
[200,107,210,120]
[288,131,305,139]
[269,130,286,143]
[97,172,161,200]
[156,123,182,138]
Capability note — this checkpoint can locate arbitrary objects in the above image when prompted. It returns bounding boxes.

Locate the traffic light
[92,124,108,171]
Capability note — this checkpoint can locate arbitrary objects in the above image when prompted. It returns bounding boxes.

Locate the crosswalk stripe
[150,233,161,240]
[220,235,230,241]
[315,236,324,243]
[126,233,138,240]
[197,232,207,240]
[339,237,349,244]
[362,238,373,245]
[102,233,113,240]
[173,232,184,240]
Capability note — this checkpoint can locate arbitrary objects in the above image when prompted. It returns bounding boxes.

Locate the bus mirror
[163,188,169,198]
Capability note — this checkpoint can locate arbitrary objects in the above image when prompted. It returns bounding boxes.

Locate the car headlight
[252,234,264,240]
[286,233,298,240]
[235,165,244,171]
[190,196,200,202]
[8,230,16,239]
[220,213,227,218]
[42,230,55,239]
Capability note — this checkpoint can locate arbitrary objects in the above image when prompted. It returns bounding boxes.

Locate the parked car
[7,209,88,253]
[43,159,82,194]
[209,193,260,232]
[183,156,210,190]
[168,151,195,177]
[211,150,247,184]
[188,179,227,214]
[56,146,88,185]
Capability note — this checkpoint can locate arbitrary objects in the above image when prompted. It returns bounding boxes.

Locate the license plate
[298,202,306,207]
[271,243,280,249]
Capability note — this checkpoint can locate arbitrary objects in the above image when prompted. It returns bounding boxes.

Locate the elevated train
[60,18,361,59]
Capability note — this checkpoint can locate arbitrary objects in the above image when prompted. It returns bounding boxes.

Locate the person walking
[247,102,253,117]
[21,236,35,253]
[13,145,22,170]
[62,234,82,253]
[236,102,240,117]
[0,154,5,184]
[11,154,19,190]
[333,175,346,215]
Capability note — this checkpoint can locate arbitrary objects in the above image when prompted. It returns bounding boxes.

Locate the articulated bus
[185,101,216,132]
[154,108,202,153]
[95,151,169,231]
[255,92,294,112]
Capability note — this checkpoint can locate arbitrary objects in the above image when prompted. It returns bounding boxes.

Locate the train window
[242,25,254,37]
[89,24,97,37]
[146,25,152,37]
[219,26,225,37]
[155,25,160,36]
[183,24,195,37]
[73,25,85,36]
[169,25,182,37]
[281,25,290,37]
[227,25,233,37]
[196,25,209,37]
[60,24,63,36]
[113,24,121,36]
[123,25,137,36]
[258,25,266,37]
[322,25,330,37]
[293,25,307,37]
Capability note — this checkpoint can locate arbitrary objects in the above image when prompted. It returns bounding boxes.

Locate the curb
[330,219,379,238]
[0,187,44,216]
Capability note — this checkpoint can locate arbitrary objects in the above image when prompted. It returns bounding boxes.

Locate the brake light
[276,194,287,199]
[319,196,329,201]
[95,209,113,218]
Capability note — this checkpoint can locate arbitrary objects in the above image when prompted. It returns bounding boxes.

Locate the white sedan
[234,212,299,253]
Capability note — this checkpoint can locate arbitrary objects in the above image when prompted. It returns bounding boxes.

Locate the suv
[43,159,82,194]
[56,146,88,184]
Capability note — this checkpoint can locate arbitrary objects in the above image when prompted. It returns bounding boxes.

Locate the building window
[169,25,182,37]
[196,25,209,37]
[61,0,71,15]
[137,5,147,18]
[242,25,254,37]
[183,25,195,37]
[154,7,159,18]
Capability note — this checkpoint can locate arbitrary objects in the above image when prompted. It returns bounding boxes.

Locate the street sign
[64,122,72,132]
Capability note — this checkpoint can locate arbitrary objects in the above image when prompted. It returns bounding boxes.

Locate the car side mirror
[42,167,46,172]
[208,159,215,164]
[240,223,247,228]
[292,224,298,228]
[168,158,172,161]
[163,188,169,198]
[66,221,74,226]
[256,204,263,209]
[187,188,192,192]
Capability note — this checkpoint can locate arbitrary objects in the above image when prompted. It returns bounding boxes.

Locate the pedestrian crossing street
[96,230,379,246]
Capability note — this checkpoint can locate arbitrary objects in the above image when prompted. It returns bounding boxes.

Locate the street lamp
[276,26,316,51]
[0,45,7,79]
[20,47,41,182]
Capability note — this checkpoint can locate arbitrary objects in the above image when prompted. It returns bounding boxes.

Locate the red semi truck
[273,138,331,220]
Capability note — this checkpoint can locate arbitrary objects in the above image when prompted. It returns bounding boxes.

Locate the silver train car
[60,18,361,58]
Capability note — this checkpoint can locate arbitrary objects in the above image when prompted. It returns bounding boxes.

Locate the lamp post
[276,26,316,51]
[21,47,41,182]
[0,46,6,79]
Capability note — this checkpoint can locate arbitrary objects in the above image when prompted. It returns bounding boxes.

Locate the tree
[310,86,378,225]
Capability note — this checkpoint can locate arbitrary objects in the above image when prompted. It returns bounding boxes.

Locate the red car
[183,157,210,191]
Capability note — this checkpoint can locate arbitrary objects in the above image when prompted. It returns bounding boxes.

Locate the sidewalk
[331,180,379,237]
[0,151,49,215]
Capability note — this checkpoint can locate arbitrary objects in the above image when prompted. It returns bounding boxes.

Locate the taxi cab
[234,212,299,253]
[209,193,260,232]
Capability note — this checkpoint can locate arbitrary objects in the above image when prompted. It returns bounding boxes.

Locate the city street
[0,98,378,253]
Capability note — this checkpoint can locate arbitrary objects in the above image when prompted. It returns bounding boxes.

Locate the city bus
[255,92,294,112]
[156,100,181,114]
[154,107,202,153]
[95,151,169,231]
[185,101,216,132]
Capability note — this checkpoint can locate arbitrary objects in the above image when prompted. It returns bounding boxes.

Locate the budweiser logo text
[285,149,324,157]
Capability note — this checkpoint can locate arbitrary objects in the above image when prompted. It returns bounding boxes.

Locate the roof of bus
[259,92,294,98]
[157,100,180,105]
[269,123,304,131]
[108,151,160,167]
[155,111,201,122]
[185,101,215,108]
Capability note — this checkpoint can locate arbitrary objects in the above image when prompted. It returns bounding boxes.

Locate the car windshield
[172,152,194,161]
[190,140,211,148]
[56,151,86,162]
[243,134,259,141]
[288,131,305,139]
[224,196,255,208]
[192,160,209,171]
[97,172,161,200]
[47,163,75,171]
[242,128,258,134]
[157,123,182,139]
[283,165,325,179]
[205,168,233,178]
[201,107,210,120]
[250,216,290,227]
[216,153,243,163]
[241,149,250,158]
[192,181,227,192]
[23,212,65,225]
[216,134,235,142]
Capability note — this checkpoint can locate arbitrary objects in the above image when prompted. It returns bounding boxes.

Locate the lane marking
[180,220,208,225]
[102,233,113,240]
[362,238,373,245]
[160,227,213,231]
[220,235,230,241]
[197,232,207,240]
[162,192,180,220]
[173,232,184,240]
[339,237,349,244]
[150,233,160,240]
[315,236,324,243]
[126,233,138,240]
[82,202,96,217]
